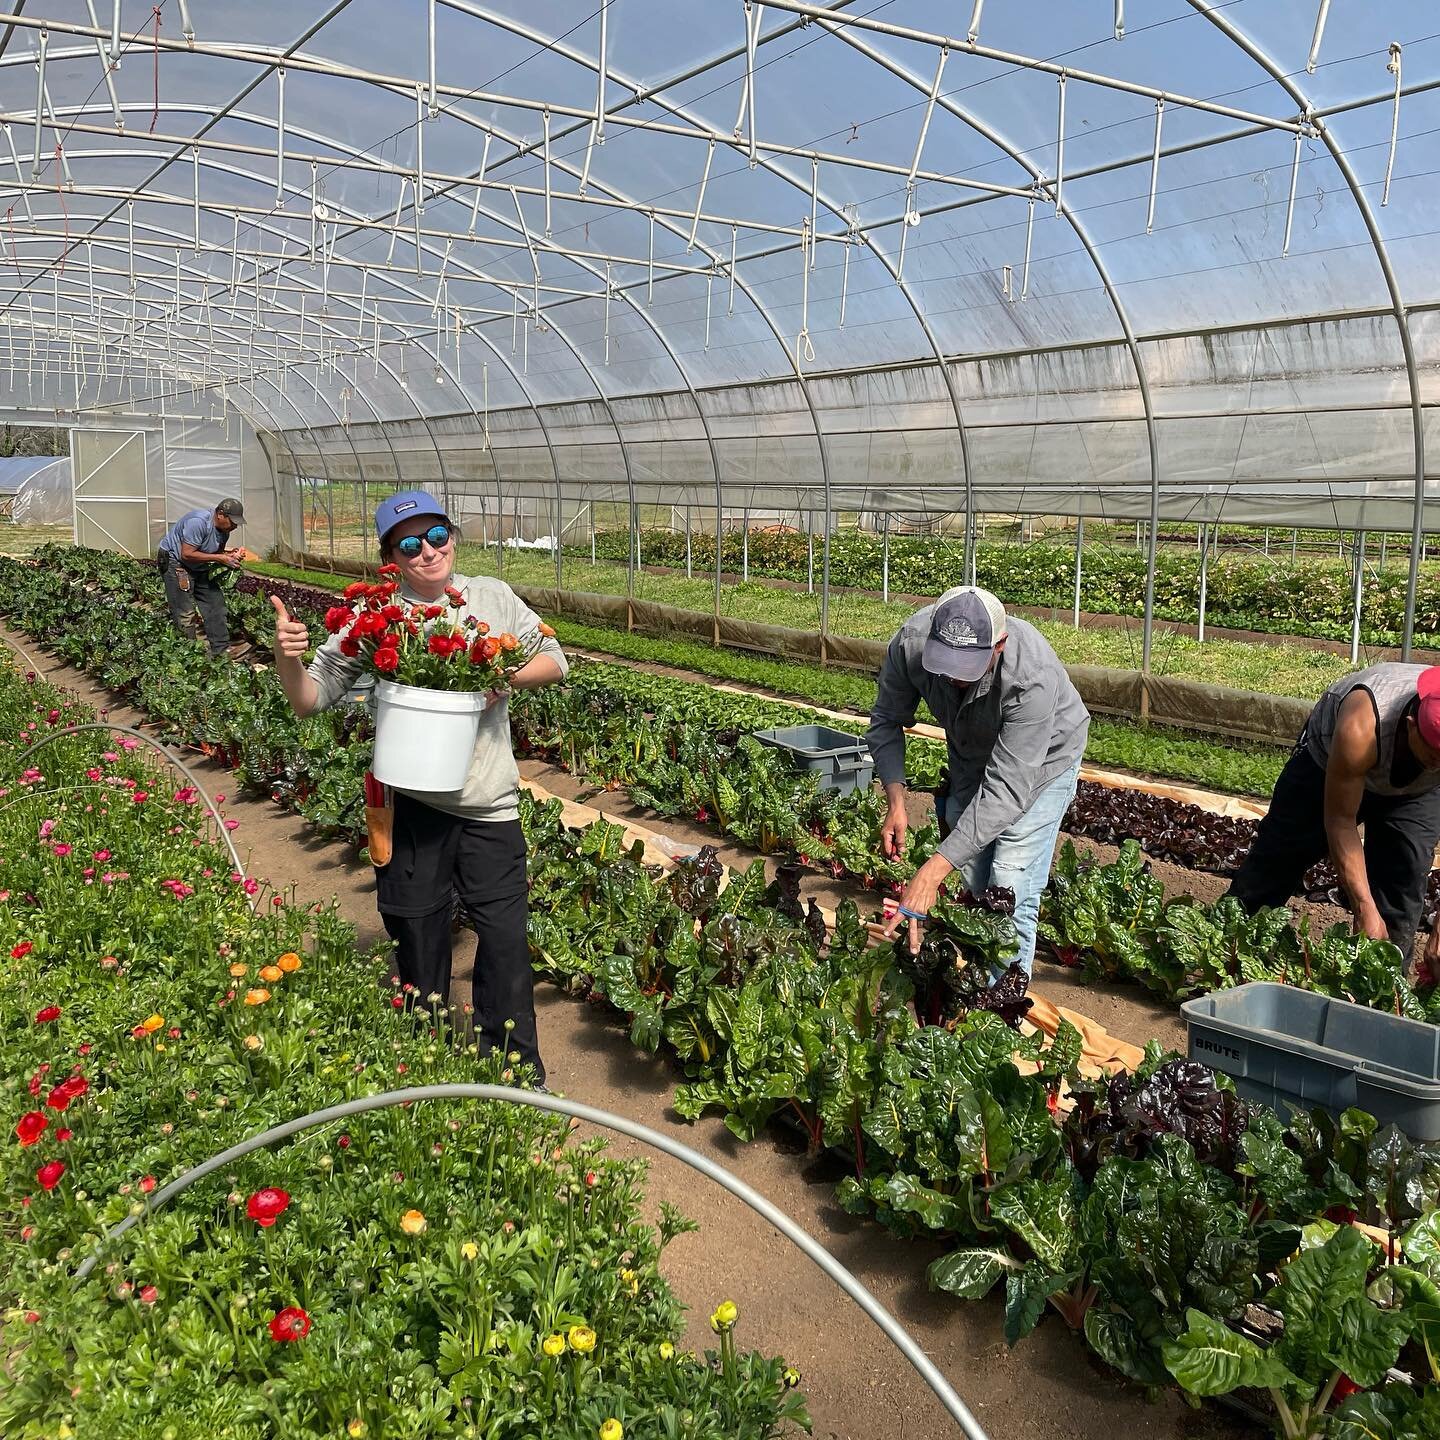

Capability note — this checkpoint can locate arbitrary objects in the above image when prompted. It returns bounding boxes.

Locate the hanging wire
[1020,192,1035,300]
[1307,0,1332,74]
[1282,125,1304,257]
[1054,71,1066,214]
[148,6,162,134]
[795,217,814,368]
[728,223,737,315]
[1383,43,1403,207]
[32,28,47,179]
[1146,97,1164,234]
[967,0,985,46]
[743,0,759,168]
[688,138,715,252]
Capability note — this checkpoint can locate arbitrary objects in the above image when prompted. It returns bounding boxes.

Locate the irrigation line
[73,1083,990,1440]
[11,722,252,896]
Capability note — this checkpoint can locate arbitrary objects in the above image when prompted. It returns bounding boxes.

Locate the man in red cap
[1229,663,1440,969]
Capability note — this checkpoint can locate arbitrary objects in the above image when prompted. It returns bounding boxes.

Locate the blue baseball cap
[921,586,1009,682]
[375,489,448,545]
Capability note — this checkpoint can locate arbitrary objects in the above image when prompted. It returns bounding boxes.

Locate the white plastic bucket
[370,679,488,791]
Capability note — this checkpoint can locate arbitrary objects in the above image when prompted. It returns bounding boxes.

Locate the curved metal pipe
[73,1082,988,1439]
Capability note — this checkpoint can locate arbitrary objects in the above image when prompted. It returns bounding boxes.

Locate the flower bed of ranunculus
[0,664,808,1440]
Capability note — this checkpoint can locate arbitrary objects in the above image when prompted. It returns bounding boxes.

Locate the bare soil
[8,631,1259,1440]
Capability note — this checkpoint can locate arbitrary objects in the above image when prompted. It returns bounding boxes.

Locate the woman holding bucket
[269,489,567,1083]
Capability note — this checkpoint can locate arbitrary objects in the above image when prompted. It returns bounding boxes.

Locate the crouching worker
[1228,664,1440,973]
[869,586,1090,971]
[269,489,568,1082]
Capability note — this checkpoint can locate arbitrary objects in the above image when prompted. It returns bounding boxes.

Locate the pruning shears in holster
[364,771,392,868]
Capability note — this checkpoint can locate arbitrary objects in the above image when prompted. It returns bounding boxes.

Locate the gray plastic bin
[1181,982,1440,1139]
[753,724,875,797]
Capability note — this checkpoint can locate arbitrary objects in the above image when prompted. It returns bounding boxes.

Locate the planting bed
[5,548,1440,1438]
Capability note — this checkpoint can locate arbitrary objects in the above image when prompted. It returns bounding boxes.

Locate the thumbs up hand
[270,593,311,660]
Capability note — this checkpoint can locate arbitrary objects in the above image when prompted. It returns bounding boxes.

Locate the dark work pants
[376,793,542,1082]
[157,550,229,655]
[1228,746,1440,958]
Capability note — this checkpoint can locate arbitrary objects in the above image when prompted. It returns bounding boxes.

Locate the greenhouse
[3,2,1440,1437]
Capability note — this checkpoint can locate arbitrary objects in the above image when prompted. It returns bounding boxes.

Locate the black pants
[376,793,542,1082]
[1228,746,1440,957]
[157,550,229,655]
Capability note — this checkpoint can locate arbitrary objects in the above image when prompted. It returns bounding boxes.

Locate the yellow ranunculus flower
[399,1209,426,1236]
[227,962,248,978]
[259,965,283,983]
[460,1241,479,1261]
[347,1421,365,1438]
[568,1325,596,1354]
[709,1300,738,1333]
[243,988,270,1006]
[658,1341,674,1360]
[599,1420,623,1440]
[142,1014,165,1033]
[277,952,302,973]
[542,1332,566,1357]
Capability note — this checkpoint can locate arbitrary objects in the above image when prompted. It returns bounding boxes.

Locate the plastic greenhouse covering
[2,2,1440,652]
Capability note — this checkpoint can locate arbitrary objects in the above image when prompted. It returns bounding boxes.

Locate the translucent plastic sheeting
[1,2,1439,582]
[6,456,71,524]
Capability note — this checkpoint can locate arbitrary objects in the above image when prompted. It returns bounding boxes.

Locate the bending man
[270,489,568,1083]
[156,497,246,656]
[870,586,1090,970]
[1229,663,1440,971]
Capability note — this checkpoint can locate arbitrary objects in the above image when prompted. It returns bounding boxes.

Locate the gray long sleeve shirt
[867,604,1089,870]
[306,572,568,823]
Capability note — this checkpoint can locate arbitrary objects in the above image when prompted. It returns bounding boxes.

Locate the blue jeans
[944,759,1081,976]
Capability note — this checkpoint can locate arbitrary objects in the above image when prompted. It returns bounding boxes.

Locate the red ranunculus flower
[351,611,387,638]
[36,1160,65,1191]
[423,604,445,619]
[373,647,400,674]
[444,585,464,607]
[380,605,404,623]
[15,1111,48,1146]
[33,1004,59,1023]
[269,1306,311,1342]
[343,581,368,600]
[427,632,453,657]
[13,942,34,959]
[378,563,401,578]
[246,1187,290,1227]
[55,1128,72,1142]
[323,606,352,634]
[339,636,361,658]
[139,1284,159,1305]
[45,1079,81,1112]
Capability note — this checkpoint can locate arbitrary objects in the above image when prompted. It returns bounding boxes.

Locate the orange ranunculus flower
[142,1014,165,1034]
[244,988,271,1007]
[228,962,248,978]
[537,621,556,638]
[277,953,302,973]
[400,1209,427,1235]
[498,632,519,652]
[259,965,283,983]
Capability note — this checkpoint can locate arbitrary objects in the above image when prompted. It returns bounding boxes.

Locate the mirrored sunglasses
[394,523,452,559]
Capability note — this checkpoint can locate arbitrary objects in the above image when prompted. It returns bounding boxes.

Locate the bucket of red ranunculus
[311,567,556,792]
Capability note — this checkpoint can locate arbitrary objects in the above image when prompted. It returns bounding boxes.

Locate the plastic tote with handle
[370,680,488,791]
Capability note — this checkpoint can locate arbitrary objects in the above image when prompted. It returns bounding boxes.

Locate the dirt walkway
[5,632,1253,1440]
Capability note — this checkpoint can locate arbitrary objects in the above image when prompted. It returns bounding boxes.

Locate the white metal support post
[1197,522,1210,643]
[1072,514,1084,627]
[1351,530,1366,666]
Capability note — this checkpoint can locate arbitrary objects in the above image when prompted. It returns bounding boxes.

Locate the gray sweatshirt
[868,602,1089,870]
[306,572,568,822]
